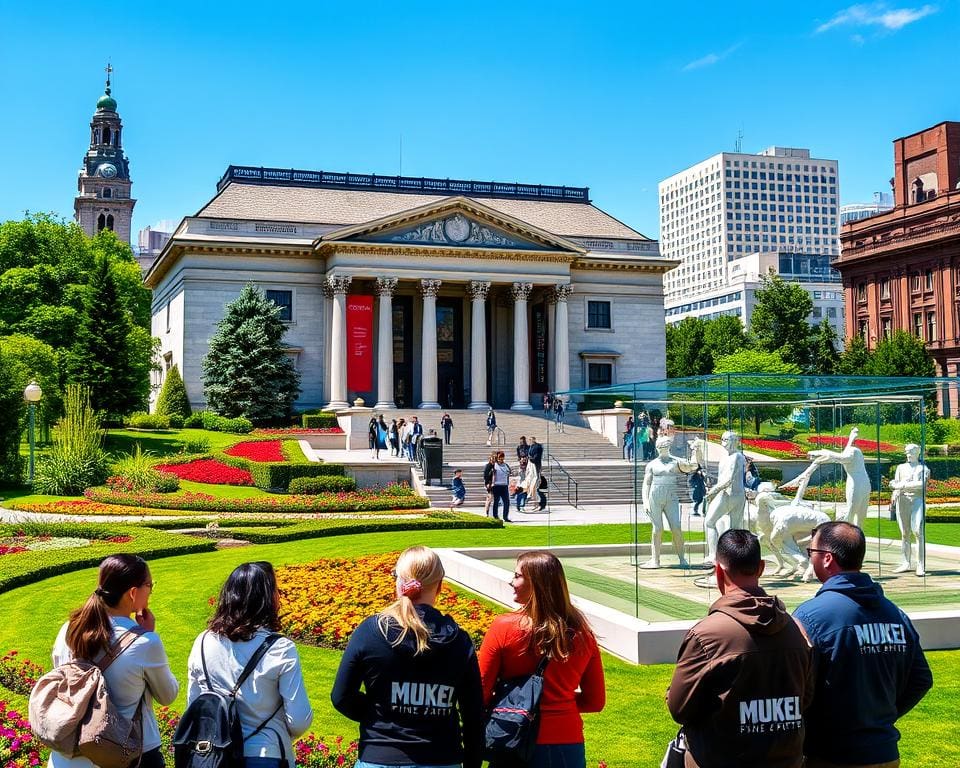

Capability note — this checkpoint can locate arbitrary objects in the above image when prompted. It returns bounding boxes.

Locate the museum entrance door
[392,295,413,409]
[436,297,464,408]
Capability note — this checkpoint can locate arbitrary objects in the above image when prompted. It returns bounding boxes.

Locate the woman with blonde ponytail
[331,546,484,768]
[478,551,605,768]
[49,554,179,768]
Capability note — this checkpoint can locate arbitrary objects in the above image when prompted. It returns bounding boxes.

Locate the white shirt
[49,616,179,768]
[187,628,312,767]
[493,462,510,486]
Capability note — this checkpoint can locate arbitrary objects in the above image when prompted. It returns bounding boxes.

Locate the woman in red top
[478,551,605,768]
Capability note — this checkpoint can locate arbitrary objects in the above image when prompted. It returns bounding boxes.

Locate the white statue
[889,443,931,576]
[806,426,871,528]
[641,435,697,568]
[752,461,830,581]
[703,431,746,567]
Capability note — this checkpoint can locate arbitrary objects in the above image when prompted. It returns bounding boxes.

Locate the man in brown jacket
[667,529,815,768]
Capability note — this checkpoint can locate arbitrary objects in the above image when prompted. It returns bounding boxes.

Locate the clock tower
[74,65,136,243]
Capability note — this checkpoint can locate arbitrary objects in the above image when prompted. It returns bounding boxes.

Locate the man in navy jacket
[793,521,932,768]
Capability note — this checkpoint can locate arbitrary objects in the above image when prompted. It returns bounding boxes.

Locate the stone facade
[146,168,677,412]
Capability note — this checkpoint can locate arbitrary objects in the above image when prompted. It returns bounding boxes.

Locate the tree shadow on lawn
[104,432,185,458]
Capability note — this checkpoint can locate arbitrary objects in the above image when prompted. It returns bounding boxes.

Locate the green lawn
[0,525,955,766]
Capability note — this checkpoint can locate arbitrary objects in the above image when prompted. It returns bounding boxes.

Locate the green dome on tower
[96,91,117,112]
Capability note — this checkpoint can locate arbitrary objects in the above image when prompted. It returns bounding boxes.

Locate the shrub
[200,411,254,434]
[184,412,205,428]
[109,445,181,493]
[302,412,339,429]
[127,412,171,430]
[182,436,212,454]
[248,462,347,492]
[168,414,184,429]
[154,364,192,418]
[34,385,109,495]
[0,699,42,767]
[288,475,357,494]
[0,650,44,696]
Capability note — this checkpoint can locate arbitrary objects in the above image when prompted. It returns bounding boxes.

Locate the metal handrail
[495,426,507,447]
[546,453,579,508]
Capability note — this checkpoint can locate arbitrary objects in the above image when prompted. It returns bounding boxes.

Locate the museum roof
[199,166,649,240]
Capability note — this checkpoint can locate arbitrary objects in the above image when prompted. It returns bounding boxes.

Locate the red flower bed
[252,428,344,435]
[224,440,286,462]
[807,435,899,453]
[740,438,807,458]
[0,546,27,556]
[154,458,254,486]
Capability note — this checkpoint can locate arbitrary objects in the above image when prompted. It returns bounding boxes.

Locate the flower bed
[252,427,344,436]
[805,435,900,453]
[0,651,44,697]
[224,440,287,462]
[154,458,254,486]
[0,534,96,555]
[740,438,808,458]
[81,484,430,514]
[0,701,42,768]
[277,552,502,650]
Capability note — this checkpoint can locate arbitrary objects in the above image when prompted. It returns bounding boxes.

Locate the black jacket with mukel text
[330,603,484,768]
[667,586,815,768]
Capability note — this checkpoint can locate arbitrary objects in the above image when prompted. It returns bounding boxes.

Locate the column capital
[420,278,442,297]
[327,274,352,295]
[511,282,533,302]
[467,280,491,301]
[553,283,573,302]
[321,279,335,299]
[376,277,399,296]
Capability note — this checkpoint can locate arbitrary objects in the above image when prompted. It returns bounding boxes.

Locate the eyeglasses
[805,548,833,558]
[390,569,398,578]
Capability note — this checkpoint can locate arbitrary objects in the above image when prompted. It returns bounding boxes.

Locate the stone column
[374,277,398,409]
[511,282,534,410]
[326,275,352,410]
[321,278,334,408]
[418,279,442,409]
[545,291,557,393]
[468,281,491,409]
[554,284,573,406]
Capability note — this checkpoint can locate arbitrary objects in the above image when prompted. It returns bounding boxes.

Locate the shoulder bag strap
[199,630,213,692]
[533,654,550,677]
[231,632,282,697]
[96,625,146,673]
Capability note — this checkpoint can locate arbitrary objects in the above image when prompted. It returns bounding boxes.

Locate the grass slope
[0,525,956,766]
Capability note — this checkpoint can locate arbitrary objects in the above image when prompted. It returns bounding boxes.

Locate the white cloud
[816,3,937,33]
[682,44,741,72]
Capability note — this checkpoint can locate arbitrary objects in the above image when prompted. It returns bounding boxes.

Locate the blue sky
[2,1,957,242]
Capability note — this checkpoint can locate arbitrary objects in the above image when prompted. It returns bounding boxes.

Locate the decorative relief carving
[512,282,533,302]
[391,214,527,248]
[468,280,491,301]
[327,275,352,295]
[376,277,398,296]
[420,279,442,297]
[321,279,334,299]
[554,284,573,302]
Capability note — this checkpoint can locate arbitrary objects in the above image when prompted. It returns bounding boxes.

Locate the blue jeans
[530,743,586,768]
[246,759,285,768]
[356,762,459,768]
[490,485,511,520]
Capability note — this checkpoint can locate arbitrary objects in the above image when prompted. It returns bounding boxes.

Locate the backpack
[29,627,146,768]
[173,631,283,768]
[483,655,550,765]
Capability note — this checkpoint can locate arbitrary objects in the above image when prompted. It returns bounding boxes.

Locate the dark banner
[347,294,374,392]
[532,302,548,392]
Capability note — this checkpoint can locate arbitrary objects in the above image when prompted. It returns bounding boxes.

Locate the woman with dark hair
[331,545,483,768]
[187,562,312,768]
[478,551,605,768]
[49,554,179,768]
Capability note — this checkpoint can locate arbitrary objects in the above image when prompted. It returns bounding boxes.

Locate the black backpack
[173,632,283,768]
[483,655,550,765]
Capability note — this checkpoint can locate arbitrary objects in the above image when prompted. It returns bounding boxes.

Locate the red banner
[346,295,374,392]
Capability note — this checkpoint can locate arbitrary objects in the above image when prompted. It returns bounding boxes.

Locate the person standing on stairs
[554,398,565,433]
[486,409,497,446]
[488,450,512,522]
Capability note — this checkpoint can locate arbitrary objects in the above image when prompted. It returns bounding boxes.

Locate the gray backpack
[29,628,145,768]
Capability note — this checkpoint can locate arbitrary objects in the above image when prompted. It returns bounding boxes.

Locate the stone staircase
[368,408,702,509]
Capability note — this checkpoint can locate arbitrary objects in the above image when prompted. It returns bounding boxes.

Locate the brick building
[835,121,960,414]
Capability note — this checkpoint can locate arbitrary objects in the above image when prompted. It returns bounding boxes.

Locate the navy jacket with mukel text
[330,603,483,768]
[793,571,933,765]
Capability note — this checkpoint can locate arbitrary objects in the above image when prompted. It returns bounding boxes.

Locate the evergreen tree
[811,319,841,375]
[155,364,192,418]
[202,285,301,421]
[67,256,147,417]
[836,335,873,376]
[750,271,815,370]
[665,317,713,378]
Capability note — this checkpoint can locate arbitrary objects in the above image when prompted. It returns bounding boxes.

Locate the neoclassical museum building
[146,167,676,411]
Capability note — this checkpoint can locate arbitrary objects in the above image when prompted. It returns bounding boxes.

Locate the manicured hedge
[0,523,216,593]
[302,413,339,429]
[248,462,348,491]
[288,475,356,494]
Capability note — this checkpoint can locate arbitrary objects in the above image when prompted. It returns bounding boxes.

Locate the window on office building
[856,283,867,302]
[914,313,923,338]
[587,300,612,329]
[927,312,937,342]
[588,362,613,388]
[858,319,868,338]
[879,278,890,300]
[266,289,293,322]
[881,317,892,339]
[925,269,934,291]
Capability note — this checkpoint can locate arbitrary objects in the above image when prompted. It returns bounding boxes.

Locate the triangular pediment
[318,197,585,254]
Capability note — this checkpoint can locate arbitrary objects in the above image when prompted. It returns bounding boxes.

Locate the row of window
[856,270,936,301]
[859,313,937,341]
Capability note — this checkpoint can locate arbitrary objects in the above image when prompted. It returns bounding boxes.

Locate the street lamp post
[23,381,42,483]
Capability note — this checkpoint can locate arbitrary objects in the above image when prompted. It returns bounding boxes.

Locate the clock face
[97,163,118,178]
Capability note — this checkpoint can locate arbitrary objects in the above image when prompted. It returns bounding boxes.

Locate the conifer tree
[811,319,841,375]
[155,363,192,417]
[201,285,301,421]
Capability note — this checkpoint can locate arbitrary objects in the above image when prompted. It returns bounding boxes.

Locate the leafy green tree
[202,285,301,421]
[155,364,192,418]
[0,348,25,484]
[703,315,749,361]
[666,317,713,378]
[750,271,815,370]
[836,335,873,376]
[811,319,841,375]
[67,257,149,418]
[713,348,802,434]
[870,330,936,378]
[0,334,61,437]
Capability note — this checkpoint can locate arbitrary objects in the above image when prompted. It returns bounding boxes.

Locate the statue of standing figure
[890,443,931,576]
[703,431,746,567]
[641,434,698,568]
[807,426,871,528]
